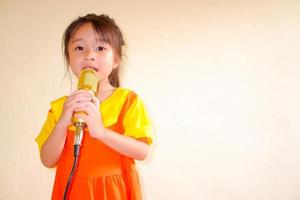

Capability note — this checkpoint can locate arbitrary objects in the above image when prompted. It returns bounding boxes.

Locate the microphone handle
[74,122,86,146]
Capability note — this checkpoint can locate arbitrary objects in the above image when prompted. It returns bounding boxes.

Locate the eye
[75,46,84,51]
[96,46,104,51]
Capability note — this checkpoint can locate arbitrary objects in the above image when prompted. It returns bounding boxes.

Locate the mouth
[82,66,98,72]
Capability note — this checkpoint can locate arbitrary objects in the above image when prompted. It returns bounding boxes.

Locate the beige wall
[1,0,300,199]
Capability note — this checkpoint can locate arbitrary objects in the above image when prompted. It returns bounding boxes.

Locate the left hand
[74,91,105,139]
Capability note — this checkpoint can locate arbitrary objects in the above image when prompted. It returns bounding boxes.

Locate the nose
[84,49,96,61]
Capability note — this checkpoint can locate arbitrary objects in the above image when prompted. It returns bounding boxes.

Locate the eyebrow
[70,38,84,43]
[70,38,107,44]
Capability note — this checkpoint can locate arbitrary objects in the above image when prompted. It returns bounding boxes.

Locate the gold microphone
[72,68,99,150]
[63,69,99,199]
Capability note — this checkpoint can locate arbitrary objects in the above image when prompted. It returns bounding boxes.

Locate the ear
[113,50,121,69]
[113,56,120,69]
[113,63,119,70]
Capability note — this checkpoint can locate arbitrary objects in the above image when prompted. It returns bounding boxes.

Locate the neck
[96,79,116,101]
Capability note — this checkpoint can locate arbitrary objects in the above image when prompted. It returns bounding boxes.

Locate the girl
[35,14,153,200]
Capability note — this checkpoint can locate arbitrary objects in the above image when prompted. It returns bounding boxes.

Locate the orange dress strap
[51,91,142,200]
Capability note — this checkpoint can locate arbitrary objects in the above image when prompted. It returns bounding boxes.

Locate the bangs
[92,23,114,46]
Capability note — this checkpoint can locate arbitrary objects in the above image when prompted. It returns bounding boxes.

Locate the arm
[40,120,68,168]
[97,128,150,161]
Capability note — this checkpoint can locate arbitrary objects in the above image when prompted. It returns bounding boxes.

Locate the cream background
[1,0,300,199]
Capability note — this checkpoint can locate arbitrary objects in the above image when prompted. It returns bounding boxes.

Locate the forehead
[70,23,105,43]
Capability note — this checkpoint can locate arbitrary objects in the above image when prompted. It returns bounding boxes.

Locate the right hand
[57,89,94,127]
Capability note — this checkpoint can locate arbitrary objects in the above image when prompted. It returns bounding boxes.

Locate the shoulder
[104,87,138,105]
[116,88,150,111]
[49,95,68,120]
[115,87,137,97]
[50,96,67,106]
[50,96,67,111]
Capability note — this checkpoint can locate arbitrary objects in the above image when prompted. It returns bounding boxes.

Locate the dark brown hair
[62,14,125,87]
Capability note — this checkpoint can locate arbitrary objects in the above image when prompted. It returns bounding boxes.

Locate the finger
[67,95,89,105]
[70,89,93,95]
[68,90,94,102]
[68,89,85,97]
[65,91,95,114]
[64,99,93,116]
[91,95,100,108]
[74,102,98,115]
[75,89,94,96]
[67,95,92,106]
[69,90,92,99]
[74,108,95,123]
[67,92,93,104]
[64,98,90,112]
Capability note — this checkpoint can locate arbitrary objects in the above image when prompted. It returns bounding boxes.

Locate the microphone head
[77,68,99,94]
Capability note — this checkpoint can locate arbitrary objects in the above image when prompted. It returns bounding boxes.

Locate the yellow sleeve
[123,96,153,145]
[35,110,56,151]
[35,96,67,151]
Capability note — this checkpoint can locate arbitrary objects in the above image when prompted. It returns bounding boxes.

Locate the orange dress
[35,88,153,200]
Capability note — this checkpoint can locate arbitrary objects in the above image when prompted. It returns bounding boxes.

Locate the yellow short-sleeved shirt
[35,88,153,151]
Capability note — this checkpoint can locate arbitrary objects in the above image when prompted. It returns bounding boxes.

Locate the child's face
[67,23,118,85]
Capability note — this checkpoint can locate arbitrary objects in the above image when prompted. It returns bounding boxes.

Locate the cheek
[69,53,81,65]
[69,66,80,78]
[68,59,81,77]
[99,54,113,67]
